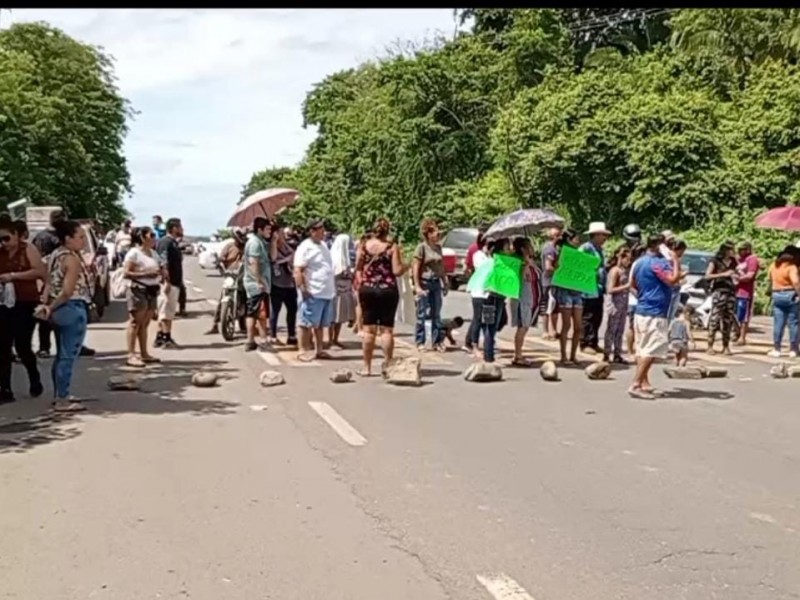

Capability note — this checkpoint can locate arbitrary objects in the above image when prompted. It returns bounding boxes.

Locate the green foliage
[0,22,132,227]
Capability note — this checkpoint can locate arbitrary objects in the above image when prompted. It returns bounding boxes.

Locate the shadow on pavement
[661,388,735,401]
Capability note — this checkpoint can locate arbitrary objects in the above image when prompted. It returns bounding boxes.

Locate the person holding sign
[480,238,512,363]
[580,222,611,354]
[509,238,541,366]
[629,234,682,400]
[552,229,584,364]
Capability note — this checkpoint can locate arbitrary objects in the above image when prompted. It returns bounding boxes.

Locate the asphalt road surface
[2,258,799,600]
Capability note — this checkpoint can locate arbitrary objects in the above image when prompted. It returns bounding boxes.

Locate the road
[2,258,799,600]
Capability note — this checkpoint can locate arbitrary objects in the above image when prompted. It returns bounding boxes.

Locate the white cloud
[7,8,458,233]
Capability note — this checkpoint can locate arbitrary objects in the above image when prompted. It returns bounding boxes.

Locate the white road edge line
[476,573,535,600]
[257,351,282,366]
[308,402,367,447]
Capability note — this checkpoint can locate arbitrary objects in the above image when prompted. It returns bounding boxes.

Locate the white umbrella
[227,188,299,228]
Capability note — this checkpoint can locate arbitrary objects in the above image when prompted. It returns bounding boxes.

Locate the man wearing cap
[293,218,335,362]
[580,222,611,354]
[242,217,273,352]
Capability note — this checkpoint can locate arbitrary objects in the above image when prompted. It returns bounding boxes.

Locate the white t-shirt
[115,230,132,252]
[628,257,642,308]
[294,238,335,300]
[124,247,162,286]
[469,250,490,299]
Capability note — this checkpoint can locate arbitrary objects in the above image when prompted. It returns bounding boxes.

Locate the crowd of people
[3,205,800,409]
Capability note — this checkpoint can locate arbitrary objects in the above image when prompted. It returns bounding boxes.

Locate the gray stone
[191,372,218,388]
[663,366,704,380]
[464,361,503,383]
[585,361,612,380]
[770,363,789,379]
[259,370,285,388]
[330,369,354,384]
[787,366,800,379]
[384,357,422,387]
[700,366,728,379]
[107,375,141,391]
[540,360,559,382]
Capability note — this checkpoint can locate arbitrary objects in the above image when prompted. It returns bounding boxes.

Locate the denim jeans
[772,291,799,352]
[415,278,443,346]
[482,294,506,363]
[51,300,88,399]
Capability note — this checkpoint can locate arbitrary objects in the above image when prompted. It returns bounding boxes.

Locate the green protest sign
[485,253,523,299]
[551,245,601,294]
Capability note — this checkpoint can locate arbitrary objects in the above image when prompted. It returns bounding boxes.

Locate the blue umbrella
[485,208,565,240]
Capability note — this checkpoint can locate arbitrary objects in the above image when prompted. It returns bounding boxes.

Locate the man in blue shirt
[152,215,167,240]
[580,222,611,354]
[629,234,682,399]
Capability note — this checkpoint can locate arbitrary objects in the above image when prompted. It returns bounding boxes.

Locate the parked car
[679,249,714,329]
[442,227,479,290]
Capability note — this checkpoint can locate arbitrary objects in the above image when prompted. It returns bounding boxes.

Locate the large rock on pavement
[107,375,142,391]
[260,370,285,387]
[464,361,503,382]
[191,372,218,388]
[788,366,800,379]
[539,361,559,382]
[700,366,728,379]
[663,366,704,380]
[585,362,611,380]
[770,363,789,379]
[330,368,354,384]
[384,357,422,387]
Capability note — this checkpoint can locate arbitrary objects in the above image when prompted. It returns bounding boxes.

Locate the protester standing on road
[155,218,184,349]
[553,229,584,364]
[464,236,490,357]
[242,217,273,352]
[734,241,760,346]
[294,218,335,362]
[479,238,511,364]
[413,218,446,352]
[355,218,408,376]
[123,227,163,368]
[626,243,647,356]
[32,209,65,359]
[629,234,682,400]
[508,238,540,367]
[705,241,738,355]
[580,222,611,354]
[0,215,46,403]
[42,220,93,412]
[206,229,246,336]
[269,225,298,347]
[766,245,800,358]
[152,215,167,240]
[114,219,133,267]
[540,226,562,341]
[329,232,356,349]
[603,245,632,364]
[464,224,487,280]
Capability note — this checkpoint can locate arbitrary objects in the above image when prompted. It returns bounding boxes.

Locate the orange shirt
[770,262,797,290]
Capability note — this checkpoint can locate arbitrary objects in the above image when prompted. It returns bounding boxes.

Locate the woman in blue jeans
[767,246,800,358]
[42,220,92,413]
[412,219,446,352]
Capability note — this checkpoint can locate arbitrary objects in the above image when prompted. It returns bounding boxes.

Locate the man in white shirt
[293,218,335,362]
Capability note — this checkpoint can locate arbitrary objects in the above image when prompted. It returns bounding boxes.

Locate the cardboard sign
[552,246,601,294]
[486,253,523,300]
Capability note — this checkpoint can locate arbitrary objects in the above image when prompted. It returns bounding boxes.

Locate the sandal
[296,353,316,363]
[628,387,656,400]
[316,351,332,360]
[357,368,373,378]
[141,356,161,364]
[126,357,145,368]
[52,400,86,413]
[511,357,532,367]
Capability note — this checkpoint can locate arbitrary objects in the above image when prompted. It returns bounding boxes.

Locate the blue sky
[9,9,458,234]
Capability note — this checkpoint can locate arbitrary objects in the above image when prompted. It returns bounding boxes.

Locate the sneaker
[80,346,96,357]
[0,389,15,404]
[768,349,782,358]
[37,350,50,359]
[285,337,298,347]
[29,380,44,399]
[162,338,179,349]
[153,334,165,349]
[205,324,219,335]
[244,341,258,352]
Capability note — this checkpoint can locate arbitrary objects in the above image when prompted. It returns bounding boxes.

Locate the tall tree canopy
[0,22,132,225]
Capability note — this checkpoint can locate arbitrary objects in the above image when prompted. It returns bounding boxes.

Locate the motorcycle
[218,265,248,342]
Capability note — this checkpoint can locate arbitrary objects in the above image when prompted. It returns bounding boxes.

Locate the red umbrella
[227,188,299,228]
[754,206,800,231]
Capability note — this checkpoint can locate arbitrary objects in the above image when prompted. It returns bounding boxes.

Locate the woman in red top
[0,215,47,403]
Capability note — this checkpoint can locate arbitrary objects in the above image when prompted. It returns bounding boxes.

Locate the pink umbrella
[755,206,800,231]
[227,188,299,228]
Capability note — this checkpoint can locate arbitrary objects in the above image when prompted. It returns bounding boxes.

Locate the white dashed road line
[476,573,535,600]
[308,401,367,447]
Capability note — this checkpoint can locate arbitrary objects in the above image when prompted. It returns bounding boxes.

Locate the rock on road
[1,258,799,600]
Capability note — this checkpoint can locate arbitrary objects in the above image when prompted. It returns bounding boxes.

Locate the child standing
[669,306,695,366]
[603,246,632,363]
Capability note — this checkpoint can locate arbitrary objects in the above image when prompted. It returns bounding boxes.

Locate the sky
[8,9,458,234]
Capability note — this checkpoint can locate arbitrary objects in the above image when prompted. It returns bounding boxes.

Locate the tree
[240,166,299,202]
[0,22,132,226]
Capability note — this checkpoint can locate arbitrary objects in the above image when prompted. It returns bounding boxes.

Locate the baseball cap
[306,218,325,231]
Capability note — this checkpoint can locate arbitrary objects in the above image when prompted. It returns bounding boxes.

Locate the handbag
[111,268,129,299]
[480,298,497,325]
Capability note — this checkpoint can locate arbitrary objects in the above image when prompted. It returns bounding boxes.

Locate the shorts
[669,340,688,355]
[128,284,159,313]
[358,286,399,328]
[736,297,752,324]
[157,285,180,321]
[299,295,333,328]
[634,314,669,358]
[555,287,583,309]
[245,293,269,319]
